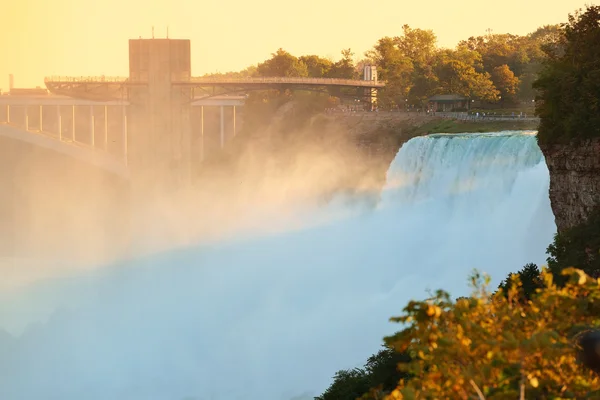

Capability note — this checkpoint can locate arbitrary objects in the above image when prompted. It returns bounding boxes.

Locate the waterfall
[0,131,556,400]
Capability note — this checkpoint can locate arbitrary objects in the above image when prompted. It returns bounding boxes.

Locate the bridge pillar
[220,105,224,149]
[71,105,76,141]
[200,106,204,162]
[233,106,236,137]
[127,38,192,197]
[90,107,95,147]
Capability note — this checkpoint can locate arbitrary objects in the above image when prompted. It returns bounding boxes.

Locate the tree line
[205,24,562,110]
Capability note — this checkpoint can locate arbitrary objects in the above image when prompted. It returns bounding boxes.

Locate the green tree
[257,48,308,77]
[395,25,439,107]
[327,49,357,79]
[366,37,413,108]
[299,55,333,78]
[316,349,411,400]
[534,5,600,144]
[497,263,543,301]
[315,368,370,400]
[394,25,437,66]
[547,208,600,284]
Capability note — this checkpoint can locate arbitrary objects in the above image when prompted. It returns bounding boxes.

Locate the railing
[44,76,131,83]
[44,75,385,87]
[188,76,385,87]
[433,111,540,122]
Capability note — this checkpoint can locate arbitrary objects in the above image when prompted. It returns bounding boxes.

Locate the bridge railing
[188,76,385,87]
[44,76,131,83]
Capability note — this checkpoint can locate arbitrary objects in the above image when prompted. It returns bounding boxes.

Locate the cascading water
[0,131,556,400]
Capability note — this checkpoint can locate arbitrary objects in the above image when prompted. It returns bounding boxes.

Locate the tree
[316,349,411,400]
[384,269,600,399]
[434,47,499,101]
[315,368,370,400]
[534,6,600,144]
[299,55,333,78]
[257,48,308,77]
[497,263,543,301]
[365,37,413,108]
[394,25,437,66]
[547,207,600,284]
[327,49,357,79]
[490,64,520,105]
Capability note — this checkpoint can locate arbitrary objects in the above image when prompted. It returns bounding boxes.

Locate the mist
[0,130,555,400]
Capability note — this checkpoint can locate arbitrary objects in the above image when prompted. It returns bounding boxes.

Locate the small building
[428,94,468,112]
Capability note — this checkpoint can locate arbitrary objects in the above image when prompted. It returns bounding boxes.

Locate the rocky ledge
[540,138,600,232]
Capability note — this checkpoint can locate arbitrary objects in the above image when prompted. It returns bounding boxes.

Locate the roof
[428,94,467,101]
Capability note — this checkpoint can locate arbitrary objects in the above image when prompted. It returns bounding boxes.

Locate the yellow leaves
[384,268,600,399]
[425,304,442,318]
[529,377,540,388]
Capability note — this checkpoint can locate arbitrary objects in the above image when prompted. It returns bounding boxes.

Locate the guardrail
[188,76,385,87]
[44,76,386,87]
[44,76,131,83]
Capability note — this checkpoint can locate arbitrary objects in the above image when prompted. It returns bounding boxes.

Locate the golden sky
[0,0,591,90]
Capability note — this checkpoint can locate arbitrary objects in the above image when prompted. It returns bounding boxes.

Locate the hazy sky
[0,0,590,90]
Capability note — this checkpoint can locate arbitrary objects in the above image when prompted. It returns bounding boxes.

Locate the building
[428,94,469,112]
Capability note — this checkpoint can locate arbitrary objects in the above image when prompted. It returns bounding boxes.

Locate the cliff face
[540,139,600,232]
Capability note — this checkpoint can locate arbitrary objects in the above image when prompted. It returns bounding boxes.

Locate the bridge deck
[44,76,384,88]
[0,95,246,107]
[0,123,128,177]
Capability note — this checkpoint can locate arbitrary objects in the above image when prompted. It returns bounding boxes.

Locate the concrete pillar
[71,105,76,141]
[25,114,29,131]
[0,138,16,257]
[5,105,9,124]
[57,105,62,140]
[90,106,95,147]
[122,106,128,165]
[200,105,204,162]
[220,105,224,149]
[39,105,43,132]
[104,105,108,151]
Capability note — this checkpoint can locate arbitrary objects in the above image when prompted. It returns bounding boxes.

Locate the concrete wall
[0,126,130,267]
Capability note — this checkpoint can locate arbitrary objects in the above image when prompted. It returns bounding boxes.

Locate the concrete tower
[127,38,193,196]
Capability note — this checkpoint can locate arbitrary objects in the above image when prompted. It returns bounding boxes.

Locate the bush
[384,269,600,399]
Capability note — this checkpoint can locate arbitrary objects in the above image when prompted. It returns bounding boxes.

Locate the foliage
[315,348,411,400]
[497,263,544,302]
[434,47,499,101]
[547,208,600,285]
[257,48,308,78]
[534,5,600,144]
[490,64,520,104]
[383,269,600,399]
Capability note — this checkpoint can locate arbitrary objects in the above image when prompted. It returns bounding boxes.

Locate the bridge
[0,38,383,265]
[43,75,384,101]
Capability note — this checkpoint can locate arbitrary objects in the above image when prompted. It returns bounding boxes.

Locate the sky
[0,0,591,90]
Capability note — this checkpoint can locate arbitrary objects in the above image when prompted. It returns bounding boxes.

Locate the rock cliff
[539,139,600,232]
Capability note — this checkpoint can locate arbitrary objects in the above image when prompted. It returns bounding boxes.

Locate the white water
[0,132,556,400]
